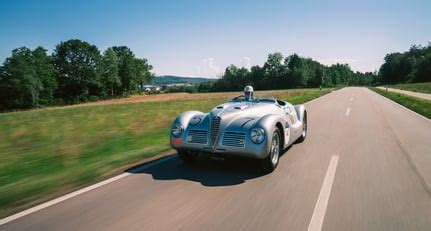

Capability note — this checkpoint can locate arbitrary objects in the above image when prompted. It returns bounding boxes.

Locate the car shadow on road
[126,149,290,187]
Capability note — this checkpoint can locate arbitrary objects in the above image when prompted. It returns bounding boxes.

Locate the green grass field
[0,88,331,216]
[371,88,431,119]
[384,82,431,94]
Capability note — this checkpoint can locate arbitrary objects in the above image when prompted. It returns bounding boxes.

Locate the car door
[275,100,294,146]
[278,100,297,124]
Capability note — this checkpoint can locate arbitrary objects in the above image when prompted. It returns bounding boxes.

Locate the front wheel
[178,150,199,164]
[260,128,281,173]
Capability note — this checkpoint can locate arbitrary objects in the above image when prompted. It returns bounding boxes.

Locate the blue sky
[0,0,430,77]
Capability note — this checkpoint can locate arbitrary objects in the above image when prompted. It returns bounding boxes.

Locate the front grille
[222,132,246,148]
[187,130,208,144]
[210,116,221,145]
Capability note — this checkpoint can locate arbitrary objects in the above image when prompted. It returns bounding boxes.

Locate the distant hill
[151,75,216,85]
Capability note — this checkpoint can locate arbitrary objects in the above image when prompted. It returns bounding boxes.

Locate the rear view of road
[1,87,431,231]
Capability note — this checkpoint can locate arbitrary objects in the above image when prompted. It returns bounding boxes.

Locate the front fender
[294,104,306,122]
[172,111,205,128]
[254,114,286,155]
[170,111,205,148]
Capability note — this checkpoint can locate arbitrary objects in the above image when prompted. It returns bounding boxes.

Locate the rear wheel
[261,128,281,173]
[297,112,307,143]
[178,150,199,164]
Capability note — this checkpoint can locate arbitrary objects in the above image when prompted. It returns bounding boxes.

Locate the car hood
[208,102,278,129]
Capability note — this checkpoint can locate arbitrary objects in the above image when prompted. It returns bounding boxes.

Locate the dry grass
[58,89,320,107]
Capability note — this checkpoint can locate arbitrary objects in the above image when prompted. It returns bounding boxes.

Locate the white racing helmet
[244,85,254,100]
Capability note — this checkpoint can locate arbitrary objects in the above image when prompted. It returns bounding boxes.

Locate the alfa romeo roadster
[170,86,307,172]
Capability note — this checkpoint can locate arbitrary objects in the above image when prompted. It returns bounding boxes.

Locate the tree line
[201,43,431,92]
[1,40,429,111]
[377,44,431,84]
[0,39,154,111]
[198,52,376,92]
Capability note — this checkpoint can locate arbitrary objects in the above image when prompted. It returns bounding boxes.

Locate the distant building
[142,85,161,92]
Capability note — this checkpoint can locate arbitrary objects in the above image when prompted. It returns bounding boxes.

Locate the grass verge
[371,87,431,119]
[384,82,431,94]
[0,88,332,217]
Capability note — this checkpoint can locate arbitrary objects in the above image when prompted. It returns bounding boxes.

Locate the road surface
[376,86,431,101]
[1,87,431,231]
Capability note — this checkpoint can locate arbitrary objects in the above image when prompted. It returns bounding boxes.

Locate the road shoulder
[377,86,431,101]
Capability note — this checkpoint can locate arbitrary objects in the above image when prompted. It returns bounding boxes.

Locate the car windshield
[228,95,276,103]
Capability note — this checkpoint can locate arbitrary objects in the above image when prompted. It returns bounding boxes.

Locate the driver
[244,85,254,101]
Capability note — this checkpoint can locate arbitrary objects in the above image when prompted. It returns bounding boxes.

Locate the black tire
[297,112,307,143]
[178,150,199,164]
[260,128,281,173]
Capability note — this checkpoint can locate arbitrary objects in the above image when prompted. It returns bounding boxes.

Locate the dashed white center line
[350,97,353,102]
[345,107,351,116]
[308,155,339,231]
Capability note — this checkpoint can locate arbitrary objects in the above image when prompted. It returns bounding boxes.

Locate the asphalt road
[1,87,431,231]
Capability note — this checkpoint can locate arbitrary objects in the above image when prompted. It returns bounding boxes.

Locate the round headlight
[171,124,183,137]
[250,128,265,144]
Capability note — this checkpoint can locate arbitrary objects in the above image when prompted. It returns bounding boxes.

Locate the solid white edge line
[0,155,175,225]
[345,107,351,116]
[308,155,339,231]
[369,88,430,122]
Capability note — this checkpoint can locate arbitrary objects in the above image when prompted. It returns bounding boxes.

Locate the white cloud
[240,56,251,69]
[195,57,221,78]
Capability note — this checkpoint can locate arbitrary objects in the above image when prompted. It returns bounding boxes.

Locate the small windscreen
[229,95,276,103]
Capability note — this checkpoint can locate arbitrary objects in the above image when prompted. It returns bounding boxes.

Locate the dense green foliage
[0,39,154,111]
[371,88,431,118]
[111,46,154,96]
[377,44,431,84]
[101,48,121,96]
[0,47,51,109]
[53,40,103,104]
[207,52,376,91]
[203,44,431,92]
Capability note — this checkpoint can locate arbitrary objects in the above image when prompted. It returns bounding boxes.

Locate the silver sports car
[170,86,307,172]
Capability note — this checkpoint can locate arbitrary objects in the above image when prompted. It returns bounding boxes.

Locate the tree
[378,53,406,84]
[212,51,376,92]
[309,65,324,87]
[249,65,265,89]
[111,46,153,95]
[263,53,287,88]
[0,47,41,110]
[378,44,431,84]
[413,52,431,82]
[0,40,155,110]
[134,57,154,91]
[101,48,120,96]
[53,39,102,103]
[222,65,250,91]
[32,47,57,104]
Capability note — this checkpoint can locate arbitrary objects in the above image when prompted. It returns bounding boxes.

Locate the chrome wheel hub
[270,132,279,165]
